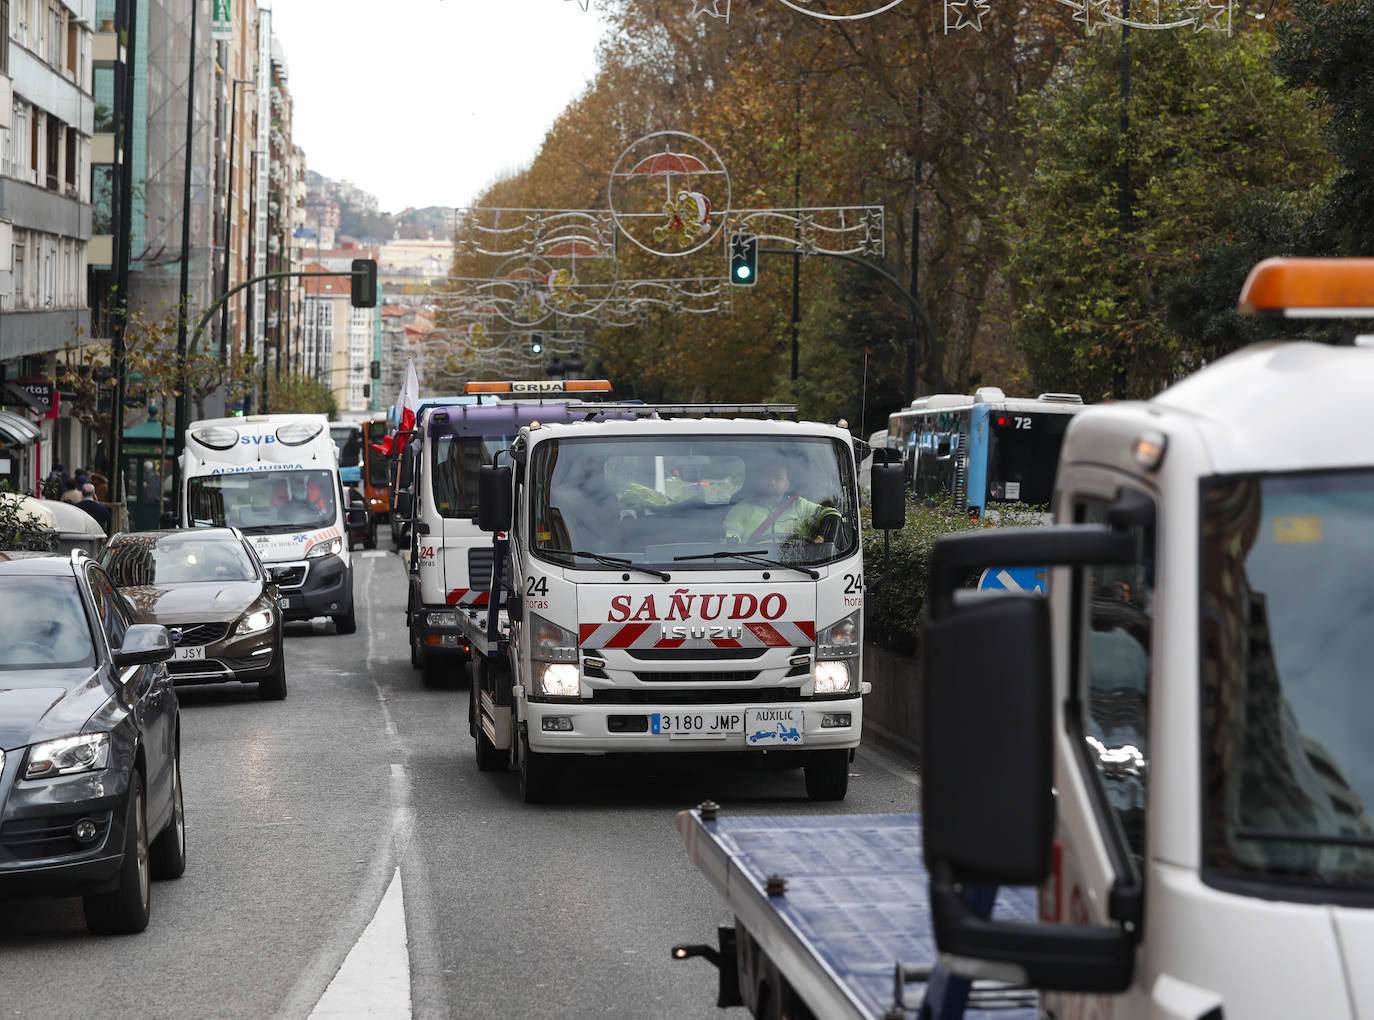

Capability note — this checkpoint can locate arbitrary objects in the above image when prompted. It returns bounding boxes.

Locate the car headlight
[25,733,111,780]
[817,612,860,658]
[529,613,577,663]
[814,660,853,695]
[306,537,344,559]
[537,662,580,698]
[235,606,275,636]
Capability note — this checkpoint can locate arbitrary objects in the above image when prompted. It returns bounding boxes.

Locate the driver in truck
[723,460,840,545]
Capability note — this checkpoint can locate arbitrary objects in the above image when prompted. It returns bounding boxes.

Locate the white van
[179,414,363,633]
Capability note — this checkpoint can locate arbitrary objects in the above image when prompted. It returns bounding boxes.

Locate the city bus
[329,421,363,485]
[887,387,1085,517]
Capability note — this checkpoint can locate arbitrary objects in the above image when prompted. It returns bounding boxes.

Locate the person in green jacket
[724,461,840,545]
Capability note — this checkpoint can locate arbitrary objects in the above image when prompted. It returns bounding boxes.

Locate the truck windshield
[365,434,391,487]
[187,469,339,532]
[1202,470,1374,892]
[529,435,857,568]
[330,425,362,469]
[986,411,1071,505]
[432,434,512,518]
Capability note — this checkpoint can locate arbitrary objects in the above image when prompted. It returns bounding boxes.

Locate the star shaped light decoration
[1184,0,1232,33]
[564,0,591,9]
[689,0,731,20]
[945,0,991,32]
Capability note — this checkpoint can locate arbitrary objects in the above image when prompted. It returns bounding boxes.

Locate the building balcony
[92,132,115,165]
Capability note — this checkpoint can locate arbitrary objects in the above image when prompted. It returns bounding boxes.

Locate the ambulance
[180,414,364,633]
[399,380,616,686]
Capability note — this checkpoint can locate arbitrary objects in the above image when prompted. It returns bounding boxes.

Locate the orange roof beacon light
[463,380,614,396]
[1238,257,1374,318]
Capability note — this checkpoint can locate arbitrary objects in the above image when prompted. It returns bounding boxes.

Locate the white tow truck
[463,403,883,803]
[180,414,365,633]
[395,380,616,686]
[675,257,1374,1020]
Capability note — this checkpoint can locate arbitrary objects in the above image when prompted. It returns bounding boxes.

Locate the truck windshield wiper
[542,548,671,581]
[673,549,819,579]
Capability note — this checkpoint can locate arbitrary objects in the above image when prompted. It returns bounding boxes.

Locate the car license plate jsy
[173,646,206,661]
[652,711,743,739]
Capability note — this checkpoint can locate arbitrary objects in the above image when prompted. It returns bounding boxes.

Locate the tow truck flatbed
[676,808,1039,1020]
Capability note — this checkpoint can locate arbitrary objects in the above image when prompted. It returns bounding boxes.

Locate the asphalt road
[0,549,923,1019]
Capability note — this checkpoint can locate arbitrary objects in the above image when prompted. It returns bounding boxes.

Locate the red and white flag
[372,359,420,456]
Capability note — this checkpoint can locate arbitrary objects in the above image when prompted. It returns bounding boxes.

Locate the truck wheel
[519,734,557,804]
[334,601,357,635]
[409,625,421,669]
[84,773,151,935]
[420,651,447,688]
[475,710,507,772]
[803,749,849,802]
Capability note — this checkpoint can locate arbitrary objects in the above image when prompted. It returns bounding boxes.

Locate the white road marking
[308,868,411,1019]
[362,550,389,559]
[996,568,1024,591]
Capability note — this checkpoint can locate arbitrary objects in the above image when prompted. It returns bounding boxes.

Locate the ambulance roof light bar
[463,379,613,395]
[1238,257,1374,318]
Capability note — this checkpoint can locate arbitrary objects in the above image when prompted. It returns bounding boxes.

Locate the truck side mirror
[477,465,512,533]
[393,491,413,520]
[919,524,1137,994]
[869,453,905,530]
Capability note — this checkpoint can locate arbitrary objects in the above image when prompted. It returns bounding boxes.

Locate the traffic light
[729,233,758,287]
[370,360,381,379]
[530,333,544,355]
[350,258,378,308]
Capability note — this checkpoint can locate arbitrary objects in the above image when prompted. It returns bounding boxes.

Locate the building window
[1,1,10,74]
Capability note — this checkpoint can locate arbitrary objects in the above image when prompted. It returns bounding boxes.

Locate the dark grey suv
[0,552,184,934]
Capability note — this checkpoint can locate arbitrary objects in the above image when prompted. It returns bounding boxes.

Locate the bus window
[986,412,1071,506]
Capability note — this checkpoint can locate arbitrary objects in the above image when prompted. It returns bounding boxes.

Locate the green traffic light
[735,265,752,281]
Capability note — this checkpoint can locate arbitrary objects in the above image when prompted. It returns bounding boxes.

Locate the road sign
[977,565,1047,594]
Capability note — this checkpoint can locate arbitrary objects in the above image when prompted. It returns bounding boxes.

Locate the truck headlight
[817,611,860,658]
[814,661,852,695]
[425,611,456,629]
[537,662,580,697]
[306,538,343,559]
[529,613,578,663]
[25,733,111,779]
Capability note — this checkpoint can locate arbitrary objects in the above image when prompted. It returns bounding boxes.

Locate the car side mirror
[113,623,174,668]
[346,506,368,528]
[869,452,905,530]
[477,465,513,533]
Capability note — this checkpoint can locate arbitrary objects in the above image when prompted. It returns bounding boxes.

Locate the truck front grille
[634,671,759,683]
[589,688,801,706]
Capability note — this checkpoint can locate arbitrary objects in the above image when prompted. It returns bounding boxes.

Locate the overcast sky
[263,0,608,214]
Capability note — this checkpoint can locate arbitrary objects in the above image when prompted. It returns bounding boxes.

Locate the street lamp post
[172,0,200,494]
[218,77,253,366]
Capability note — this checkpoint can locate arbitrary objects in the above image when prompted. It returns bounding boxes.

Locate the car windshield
[1202,470,1374,891]
[103,534,257,585]
[432,434,513,519]
[187,470,339,532]
[0,576,96,668]
[529,435,857,569]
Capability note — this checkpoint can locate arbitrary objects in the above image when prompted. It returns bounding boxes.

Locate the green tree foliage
[0,487,59,552]
[1274,0,1374,254]
[1009,29,1335,400]
[266,374,338,417]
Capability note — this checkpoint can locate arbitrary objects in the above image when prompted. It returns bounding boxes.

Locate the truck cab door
[1045,467,1157,1014]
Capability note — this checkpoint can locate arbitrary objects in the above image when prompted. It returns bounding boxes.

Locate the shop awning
[0,410,39,447]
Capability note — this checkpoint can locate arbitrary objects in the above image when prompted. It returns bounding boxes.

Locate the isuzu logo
[658,624,744,641]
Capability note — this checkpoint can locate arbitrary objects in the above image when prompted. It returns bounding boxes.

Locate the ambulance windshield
[1201,470,1374,892]
[187,469,339,532]
[529,435,857,568]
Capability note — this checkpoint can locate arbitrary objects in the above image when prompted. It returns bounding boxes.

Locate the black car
[0,552,184,934]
